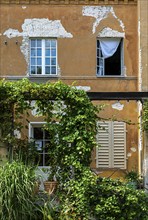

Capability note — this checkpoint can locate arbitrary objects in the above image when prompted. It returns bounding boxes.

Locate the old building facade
[1,0,146,180]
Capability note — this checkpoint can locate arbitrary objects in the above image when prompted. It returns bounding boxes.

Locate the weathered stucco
[82,6,125,34]
[0,3,140,176]
[98,27,125,38]
[3,18,73,74]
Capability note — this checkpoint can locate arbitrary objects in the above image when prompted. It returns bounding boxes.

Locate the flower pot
[43,181,58,195]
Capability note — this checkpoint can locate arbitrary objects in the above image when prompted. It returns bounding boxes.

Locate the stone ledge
[0,0,137,5]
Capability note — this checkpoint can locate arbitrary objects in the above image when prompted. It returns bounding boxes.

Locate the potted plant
[125,170,140,189]
[43,167,58,195]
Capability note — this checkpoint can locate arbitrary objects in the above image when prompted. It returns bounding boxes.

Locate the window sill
[96,75,137,80]
[29,75,59,78]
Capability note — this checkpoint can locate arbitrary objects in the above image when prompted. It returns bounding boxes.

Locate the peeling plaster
[14,130,21,139]
[98,27,125,38]
[75,86,91,91]
[127,152,132,157]
[22,6,27,9]
[3,19,73,39]
[31,101,39,117]
[130,147,137,152]
[3,19,73,75]
[82,6,125,34]
[112,102,124,111]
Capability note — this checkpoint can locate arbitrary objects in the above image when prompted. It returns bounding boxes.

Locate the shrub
[89,177,148,220]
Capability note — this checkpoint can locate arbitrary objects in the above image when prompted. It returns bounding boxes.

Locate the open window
[97,38,123,76]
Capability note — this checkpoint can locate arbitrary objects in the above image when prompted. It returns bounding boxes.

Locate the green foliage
[0,79,99,177]
[59,173,148,220]
[143,100,148,131]
[0,79,147,220]
[89,177,148,220]
[0,161,37,220]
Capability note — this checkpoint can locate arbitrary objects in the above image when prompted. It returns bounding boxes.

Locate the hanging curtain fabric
[99,38,121,59]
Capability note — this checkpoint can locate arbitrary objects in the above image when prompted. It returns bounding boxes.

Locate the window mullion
[42,39,45,75]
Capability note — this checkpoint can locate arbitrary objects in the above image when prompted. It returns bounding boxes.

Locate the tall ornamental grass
[0,161,37,220]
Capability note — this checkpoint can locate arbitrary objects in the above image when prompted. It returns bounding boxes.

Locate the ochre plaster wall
[0,3,139,177]
[0,5,138,87]
[90,100,139,177]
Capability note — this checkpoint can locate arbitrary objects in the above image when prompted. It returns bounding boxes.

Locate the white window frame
[96,121,126,169]
[30,39,58,76]
[29,122,49,167]
[97,38,124,76]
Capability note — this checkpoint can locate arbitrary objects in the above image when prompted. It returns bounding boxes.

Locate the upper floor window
[97,38,123,76]
[30,39,57,76]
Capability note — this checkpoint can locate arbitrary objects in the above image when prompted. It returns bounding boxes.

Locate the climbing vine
[0,79,148,219]
[142,100,148,131]
[0,78,101,175]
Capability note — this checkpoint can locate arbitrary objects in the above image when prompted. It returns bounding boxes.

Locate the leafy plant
[88,177,148,220]
[142,100,148,131]
[125,170,139,182]
[0,161,38,220]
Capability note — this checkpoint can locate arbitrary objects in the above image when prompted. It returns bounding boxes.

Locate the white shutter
[112,121,126,169]
[96,121,126,169]
[96,121,111,168]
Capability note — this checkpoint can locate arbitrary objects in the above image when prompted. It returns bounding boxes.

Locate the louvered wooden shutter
[96,121,126,169]
[96,121,111,168]
[112,121,126,169]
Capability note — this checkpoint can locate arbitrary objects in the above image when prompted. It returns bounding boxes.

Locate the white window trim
[96,38,124,77]
[29,39,58,76]
[29,122,49,168]
[96,121,126,169]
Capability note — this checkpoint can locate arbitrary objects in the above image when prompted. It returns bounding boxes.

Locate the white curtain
[99,38,121,59]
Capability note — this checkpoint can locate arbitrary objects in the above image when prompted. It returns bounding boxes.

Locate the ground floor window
[29,123,52,166]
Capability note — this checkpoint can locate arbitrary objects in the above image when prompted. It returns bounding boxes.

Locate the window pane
[45,141,50,153]
[51,58,56,65]
[37,66,42,74]
[31,49,36,57]
[31,66,36,74]
[31,39,36,47]
[37,49,42,56]
[45,49,50,56]
[34,127,43,139]
[51,66,56,75]
[45,40,51,47]
[37,58,42,65]
[37,39,41,47]
[45,154,50,166]
[31,58,36,65]
[45,67,50,74]
[51,49,56,56]
[51,40,56,47]
[45,58,50,65]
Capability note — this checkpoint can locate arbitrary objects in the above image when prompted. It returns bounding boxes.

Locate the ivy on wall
[143,101,148,131]
[0,78,102,174]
